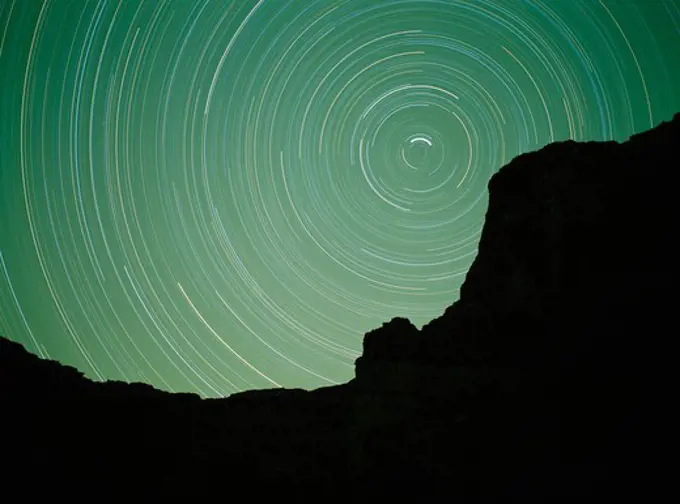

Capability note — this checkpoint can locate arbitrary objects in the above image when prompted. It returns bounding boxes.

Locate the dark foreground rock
[2,113,678,497]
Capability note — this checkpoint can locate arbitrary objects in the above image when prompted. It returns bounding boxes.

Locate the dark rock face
[2,113,677,497]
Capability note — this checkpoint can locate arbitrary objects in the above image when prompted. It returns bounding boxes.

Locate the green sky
[1,0,678,397]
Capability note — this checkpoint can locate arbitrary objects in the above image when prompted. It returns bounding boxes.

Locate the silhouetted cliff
[2,113,678,497]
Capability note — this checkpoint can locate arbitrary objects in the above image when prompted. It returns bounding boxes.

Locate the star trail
[1,0,679,397]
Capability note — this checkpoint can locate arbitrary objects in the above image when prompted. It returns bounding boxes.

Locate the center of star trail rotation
[0,0,678,396]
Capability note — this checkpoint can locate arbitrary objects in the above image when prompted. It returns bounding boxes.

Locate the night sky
[1,0,678,397]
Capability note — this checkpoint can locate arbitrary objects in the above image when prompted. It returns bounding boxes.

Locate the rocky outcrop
[2,113,677,497]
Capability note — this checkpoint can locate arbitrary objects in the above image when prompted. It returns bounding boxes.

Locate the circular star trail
[1,0,679,396]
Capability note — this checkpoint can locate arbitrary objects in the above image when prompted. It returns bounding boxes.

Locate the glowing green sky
[1,0,678,397]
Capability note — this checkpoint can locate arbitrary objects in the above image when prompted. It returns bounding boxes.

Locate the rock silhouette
[2,113,678,497]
